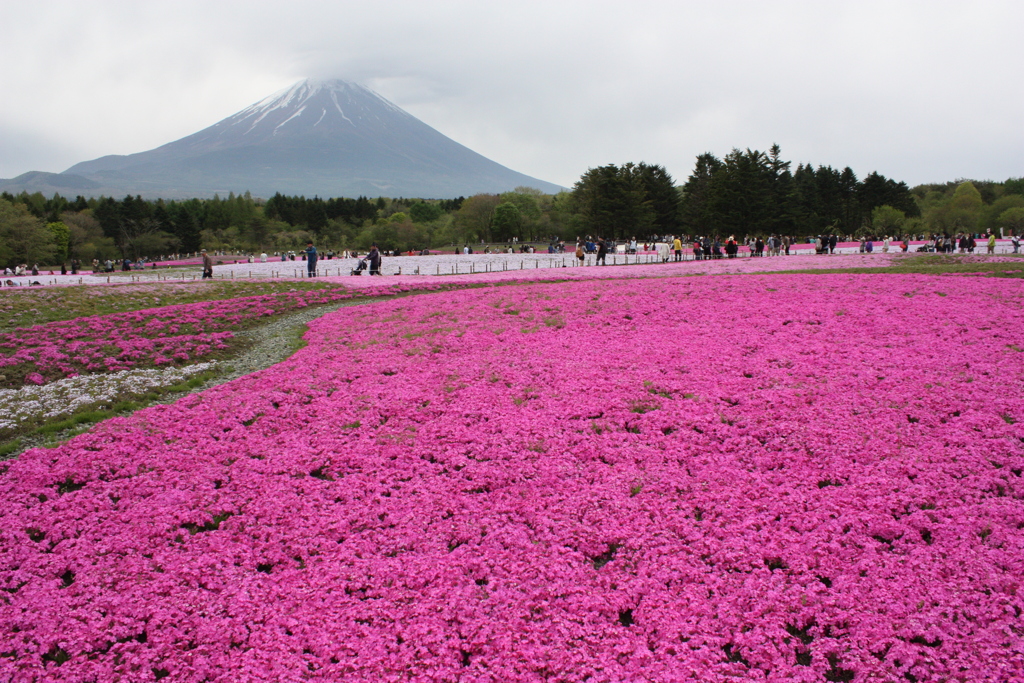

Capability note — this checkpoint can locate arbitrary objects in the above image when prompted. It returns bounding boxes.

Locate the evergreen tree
[707,149,774,237]
[170,203,203,253]
[838,167,859,233]
[636,163,679,235]
[678,153,722,234]
[789,163,821,236]
[767,144,793,234]
[572,164,654,240]
[93,197,121,240]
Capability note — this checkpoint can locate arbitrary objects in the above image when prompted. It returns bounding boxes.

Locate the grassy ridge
[769,253,1024,277]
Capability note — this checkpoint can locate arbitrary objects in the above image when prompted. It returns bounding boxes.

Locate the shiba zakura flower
[0,272,1022,681]
[0,282,452,385]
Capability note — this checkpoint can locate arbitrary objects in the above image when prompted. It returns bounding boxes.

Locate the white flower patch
[0,363,216,432]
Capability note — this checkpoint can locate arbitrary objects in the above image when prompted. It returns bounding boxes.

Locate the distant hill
[1,79,562,199]
[0,171,106,195]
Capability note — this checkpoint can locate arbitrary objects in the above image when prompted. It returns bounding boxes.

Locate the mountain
[1,79,563,199]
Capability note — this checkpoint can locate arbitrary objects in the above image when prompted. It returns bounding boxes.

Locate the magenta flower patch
[0,283,454,386]
[0,272,1022,681]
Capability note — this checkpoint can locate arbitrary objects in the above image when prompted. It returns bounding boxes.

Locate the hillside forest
[1,145,1022,267]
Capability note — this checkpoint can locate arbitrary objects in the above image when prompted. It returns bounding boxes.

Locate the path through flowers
[1,272,1023,681]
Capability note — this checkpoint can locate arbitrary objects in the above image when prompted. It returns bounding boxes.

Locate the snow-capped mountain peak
[225,79,410,137]
[58,78,562,198]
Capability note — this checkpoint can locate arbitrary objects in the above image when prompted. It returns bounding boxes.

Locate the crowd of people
[3,264,40,277]
[4,230,1019,286]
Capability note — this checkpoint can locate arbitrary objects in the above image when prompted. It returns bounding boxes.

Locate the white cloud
[2,0,1021,187]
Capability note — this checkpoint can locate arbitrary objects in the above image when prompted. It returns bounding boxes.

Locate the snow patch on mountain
[330,91,355,127]
[274,105,306,133]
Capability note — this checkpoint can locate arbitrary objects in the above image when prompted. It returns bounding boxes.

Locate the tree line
[2,146,1021,268]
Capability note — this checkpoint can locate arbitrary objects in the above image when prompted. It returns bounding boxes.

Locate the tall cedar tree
[680,146,917,237]
[573,163,676,240]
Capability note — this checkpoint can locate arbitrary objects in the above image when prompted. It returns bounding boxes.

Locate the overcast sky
[2,0,1021,189]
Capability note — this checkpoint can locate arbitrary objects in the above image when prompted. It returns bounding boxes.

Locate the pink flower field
[2,272,1024,681]
[0,282,452,386]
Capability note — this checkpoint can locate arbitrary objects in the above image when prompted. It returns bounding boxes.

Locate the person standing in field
[658,241,671,262]
[305,242,318,277]
[672,235,682,262]
[987,233,997,254]
[597,237,608,265]
[368,243,382,275]
[575,241,585,265]
[201,249,213,279]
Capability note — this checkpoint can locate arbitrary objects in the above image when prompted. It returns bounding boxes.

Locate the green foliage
[637,163,679,234]
[454,194,500,244]
[492,202,524,242]
[494,190,545,242]
[981,195,1024,232]
[0,198,57,267]
[409,201,444,224]
[573,163,661,239]
[679,146,916,238]
[998,206,1024,233]
[924,181,983,234]
[1003,177,1024,196]
[871,205,905,235]
[61,211,117,263]
[0,438,22,459]
[678,153,722,233]
[47,221,71,263]
[707,149,777,237]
